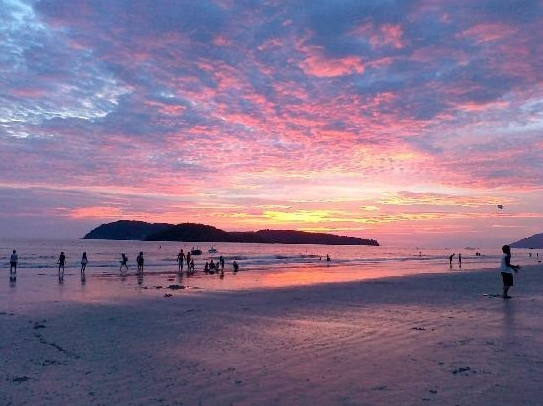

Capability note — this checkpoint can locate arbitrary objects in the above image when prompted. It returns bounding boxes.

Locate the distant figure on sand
[10,250,18,274]
[204,261,209,274]
[57,252,66,278]
[326,254,331,262]
[458,253,462,268]
[219,255,225,270]
[449,254,455,267]
[136,252,144,274]
[120,253,129,273]
[232,260,239,273]
[186,252,191,270]
[177,249,185,273]
[500,245,520,299]
[80,252,88,274]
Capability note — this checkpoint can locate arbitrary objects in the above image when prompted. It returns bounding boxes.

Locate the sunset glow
[1,0,542,246]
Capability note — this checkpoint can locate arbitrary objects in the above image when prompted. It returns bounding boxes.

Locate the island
[83,220,380,246]
[510,232,543,249]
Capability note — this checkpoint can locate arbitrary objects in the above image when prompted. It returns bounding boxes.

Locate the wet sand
[1,265,543,406]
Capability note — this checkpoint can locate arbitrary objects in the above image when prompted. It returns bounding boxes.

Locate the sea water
[1,238,538,277]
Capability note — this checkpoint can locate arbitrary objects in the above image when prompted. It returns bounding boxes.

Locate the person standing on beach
[458,253,462,268]
[232,260,239,273]
[80,252,88,275]
[177,249,185,273]
[449,254,454,268]
[136,252,144,274]
[10,250,18,274]
[57,252,66,278]
[219,255,225,271]
[500,245,520,299]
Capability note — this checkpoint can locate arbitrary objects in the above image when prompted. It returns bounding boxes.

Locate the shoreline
[2,264,543,405]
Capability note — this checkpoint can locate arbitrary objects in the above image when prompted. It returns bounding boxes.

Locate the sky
[1,0,542,247]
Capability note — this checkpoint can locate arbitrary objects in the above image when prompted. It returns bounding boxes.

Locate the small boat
[190,248,202,255]
[208,247,218,253]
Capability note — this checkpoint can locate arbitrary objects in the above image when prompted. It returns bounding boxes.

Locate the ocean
[1,238,538,277]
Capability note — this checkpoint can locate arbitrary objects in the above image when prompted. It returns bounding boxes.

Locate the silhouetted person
[189,259,195,275]
[449,254,454,268]
[500,245,520,299]
[57,252,66,280]
[232,260,239,273]
[209,259,216,274]
[120,253,129,274]
[219,256,225,270]
[10,250,18,275]
[326,254,331,262]
[204,261,210,274]
[136,252,144,274]
[80,252,88,275]
[177,249,185,273]
[458,253,462,268]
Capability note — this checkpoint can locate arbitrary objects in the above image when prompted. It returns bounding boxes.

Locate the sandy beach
[2,264,543,406]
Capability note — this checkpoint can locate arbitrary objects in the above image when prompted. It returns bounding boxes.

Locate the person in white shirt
[500,245,520,299]
[10,250,18,274]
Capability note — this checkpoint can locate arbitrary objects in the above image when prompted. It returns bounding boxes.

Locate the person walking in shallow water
[458,253,462,268]
[119,253,128,274]
[80,252,88,275]
[57,252,66,279]
[136,252,144,274]
[500,245,520,299]
[10,250,18,275]
[449,254,455,268]
[177,249,185,273]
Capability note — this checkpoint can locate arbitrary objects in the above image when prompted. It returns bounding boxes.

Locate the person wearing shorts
[500,245,520,299]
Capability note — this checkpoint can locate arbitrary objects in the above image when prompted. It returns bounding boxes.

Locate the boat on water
[190,247,202,255]
[208,246,218,253]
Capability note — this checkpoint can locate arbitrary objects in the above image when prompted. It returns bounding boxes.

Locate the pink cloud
[456,23,515,44]
[298,45,364,77]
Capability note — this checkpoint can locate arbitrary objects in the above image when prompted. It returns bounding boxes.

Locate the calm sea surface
[1,238,538,276]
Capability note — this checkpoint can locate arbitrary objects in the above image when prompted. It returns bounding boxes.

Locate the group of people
[175,249,196,275]
[449,253,462,267]
[8,249,239,282]
[4,246,524,300]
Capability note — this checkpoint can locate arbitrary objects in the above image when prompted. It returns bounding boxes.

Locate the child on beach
[500,245,520,299]
[10,250,18,274]
[120,253,129,274]
[232,260,239,273]
[189,259,195,275]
